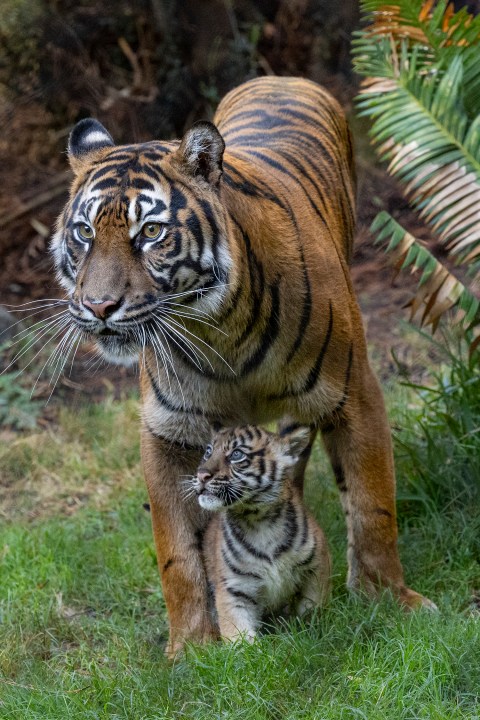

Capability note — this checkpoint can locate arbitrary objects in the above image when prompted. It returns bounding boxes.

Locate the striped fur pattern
[195,425,331,640]
[52,76,433,657]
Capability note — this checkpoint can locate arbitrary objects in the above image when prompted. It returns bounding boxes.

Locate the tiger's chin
[94,335,139,367]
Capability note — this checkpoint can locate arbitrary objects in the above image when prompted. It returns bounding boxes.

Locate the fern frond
[372,212,480,331]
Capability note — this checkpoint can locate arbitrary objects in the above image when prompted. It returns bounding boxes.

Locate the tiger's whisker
[0,306,69,342]
[3,298,69,309]
[160,300,214,317]
[149,323,187,407]
[154,318,207,372]
[159,314,235,375]
[1,316,71,375]
[162,308,228,336]
[5,309,69,344]
[30,324,77,396]
[145,326,172,395]
[46,330,81,404]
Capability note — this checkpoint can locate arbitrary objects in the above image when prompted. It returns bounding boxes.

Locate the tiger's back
[216,76,356,263]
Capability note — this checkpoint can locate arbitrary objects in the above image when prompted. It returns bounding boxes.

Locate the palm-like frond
[372,212,480,331]
[353,0,480,117]
[353,1,480,337]
[357,53,480,262]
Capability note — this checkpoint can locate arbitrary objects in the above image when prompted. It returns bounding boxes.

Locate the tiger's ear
[282,427,312,461]
[174,121,225,187]
[67,118,115,175]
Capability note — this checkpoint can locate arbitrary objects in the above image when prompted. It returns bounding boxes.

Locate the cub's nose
[83,296,122,319]
[197,470,212,486]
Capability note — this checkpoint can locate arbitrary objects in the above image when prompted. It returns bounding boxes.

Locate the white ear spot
[68,118,115,161]
[82,130,113,147]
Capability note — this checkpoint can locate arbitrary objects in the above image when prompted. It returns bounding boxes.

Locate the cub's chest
[258,553,306,610]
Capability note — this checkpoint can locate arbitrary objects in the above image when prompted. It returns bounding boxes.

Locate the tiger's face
[51,119,231,364]
[193,425,311,511]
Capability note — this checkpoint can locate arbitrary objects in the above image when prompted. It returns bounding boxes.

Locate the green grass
[1,389,479,719]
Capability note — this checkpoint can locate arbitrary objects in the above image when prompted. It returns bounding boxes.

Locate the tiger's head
[193,425,311,511]
[51,118,232,364]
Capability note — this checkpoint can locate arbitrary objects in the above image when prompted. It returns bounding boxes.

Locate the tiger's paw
[165,625,219,660]
[398,586,438,612]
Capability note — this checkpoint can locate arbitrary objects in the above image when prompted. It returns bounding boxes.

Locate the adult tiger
[52,76,434,657]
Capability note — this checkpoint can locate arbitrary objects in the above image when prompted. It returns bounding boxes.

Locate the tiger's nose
[83,297,122,319]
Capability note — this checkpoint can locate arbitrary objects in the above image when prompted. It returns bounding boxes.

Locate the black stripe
[223,522,244,563]
[299,510,309,547]
[91,178,119,192]
[162,558,175,573]
[273,501,298,557]
[225,587,257,605]
[221,549,261,579]
[144,421,204,452]
[333,464,347,492]
[332,345,353,414]
[240,279,281,376]
[294,542,316,569]
[227,518,271,562]
[245,149,329,227]
[374,508,392,518]
[235,231,264,348]
[286,252,312,363]
[146,365,203,416]
[269,301,333,400]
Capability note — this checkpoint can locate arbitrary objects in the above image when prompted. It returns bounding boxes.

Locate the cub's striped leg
[141,432,219,658]
[214,585,260,642]
[295,523,332,617]
[278,417,318,495]
[293,517,332,617]
[322,364,436,610]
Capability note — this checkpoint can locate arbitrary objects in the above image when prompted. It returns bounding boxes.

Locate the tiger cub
[193,425,331,641]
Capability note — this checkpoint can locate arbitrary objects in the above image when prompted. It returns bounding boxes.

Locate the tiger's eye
[142,223,163,239]
[78,224,93,240]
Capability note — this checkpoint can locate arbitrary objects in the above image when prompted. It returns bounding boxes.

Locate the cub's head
[193,425,311,511]
[51,118,230,363]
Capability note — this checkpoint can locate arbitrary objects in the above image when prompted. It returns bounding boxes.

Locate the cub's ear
[174,121,225,187]
[282,426,312,461]
[67,118,115,175]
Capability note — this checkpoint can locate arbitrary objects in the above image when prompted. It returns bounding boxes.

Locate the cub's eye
[230,449,246,463]
[142,222,164,240]
[204,444,213,460]
[76,224,94,240]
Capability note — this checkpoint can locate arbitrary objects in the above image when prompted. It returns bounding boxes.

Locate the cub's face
[193,425,311,511]
[51,119,230,364]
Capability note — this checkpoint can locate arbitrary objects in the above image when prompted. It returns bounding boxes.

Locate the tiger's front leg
[141,431,219,658]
